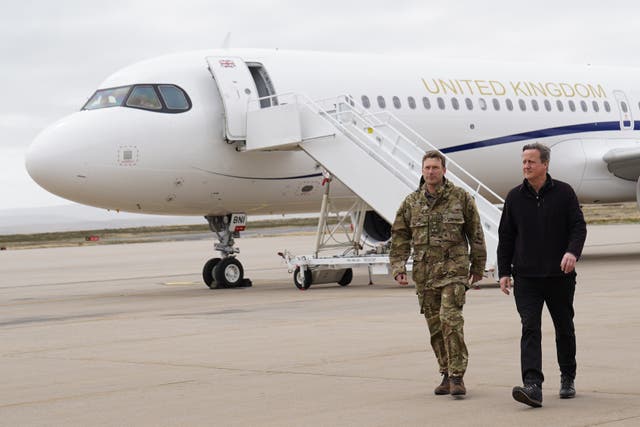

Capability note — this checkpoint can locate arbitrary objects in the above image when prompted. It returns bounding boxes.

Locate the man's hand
[395,273,409,286]
[560,252,577,274]
[468,273,483,289]
[499,276,512,295]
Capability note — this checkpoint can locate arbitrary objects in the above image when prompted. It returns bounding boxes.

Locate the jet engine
[360,210,392,248]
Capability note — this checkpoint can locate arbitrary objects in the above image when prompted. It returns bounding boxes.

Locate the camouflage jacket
[389,178,486,289]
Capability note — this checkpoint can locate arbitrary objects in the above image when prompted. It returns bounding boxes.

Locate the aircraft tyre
[293,266,312,290]
[214,257,244,288]
[338,268,353,286]
[202,257,221,289]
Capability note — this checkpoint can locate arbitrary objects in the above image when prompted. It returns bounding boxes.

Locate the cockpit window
[82,84,191,113]
[83,86,131,110]
[126,85,163,110]
[158,85,189,110]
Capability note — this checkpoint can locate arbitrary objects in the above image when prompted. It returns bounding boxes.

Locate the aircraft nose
[25,127,53,188]
[25,114,88,199]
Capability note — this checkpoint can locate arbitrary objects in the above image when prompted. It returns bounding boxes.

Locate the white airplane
[26,49,640,288]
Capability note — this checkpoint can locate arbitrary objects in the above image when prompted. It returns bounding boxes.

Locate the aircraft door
[613,90,633,130]
[206,56,257,141]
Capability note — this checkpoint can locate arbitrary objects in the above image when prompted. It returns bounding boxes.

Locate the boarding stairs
[243,94,504,287]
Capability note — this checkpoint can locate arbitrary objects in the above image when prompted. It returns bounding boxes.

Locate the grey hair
[522,143,550,164]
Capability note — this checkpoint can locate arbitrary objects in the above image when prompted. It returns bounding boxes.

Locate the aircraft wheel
[214,257,244,288]
[338,268,353,286]
[293,266,312,290]
[202,257,221,289]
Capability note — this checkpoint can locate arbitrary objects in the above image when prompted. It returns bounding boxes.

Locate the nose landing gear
[202,257,221,288]
[202,214,252,289]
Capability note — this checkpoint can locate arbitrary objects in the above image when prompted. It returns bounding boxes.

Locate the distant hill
[0,204,204,235]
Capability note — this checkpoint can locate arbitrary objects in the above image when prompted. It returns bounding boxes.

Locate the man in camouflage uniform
[390,150,486,397]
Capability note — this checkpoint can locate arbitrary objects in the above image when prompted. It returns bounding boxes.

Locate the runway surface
[1,224,639,426]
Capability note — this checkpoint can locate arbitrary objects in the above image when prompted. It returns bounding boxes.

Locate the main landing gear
[202,214,252,289]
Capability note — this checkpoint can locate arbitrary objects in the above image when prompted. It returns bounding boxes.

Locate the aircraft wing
[603,147,640,181]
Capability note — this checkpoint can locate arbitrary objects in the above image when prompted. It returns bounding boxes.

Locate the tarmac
[1,223,639,426]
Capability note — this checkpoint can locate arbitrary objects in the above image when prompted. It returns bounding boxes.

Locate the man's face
[522,149,548,182]
[422,157,445,186]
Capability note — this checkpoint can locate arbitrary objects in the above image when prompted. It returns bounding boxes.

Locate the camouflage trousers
[419,283,468,377]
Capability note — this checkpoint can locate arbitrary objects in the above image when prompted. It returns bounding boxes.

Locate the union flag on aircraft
[219,59,236,68]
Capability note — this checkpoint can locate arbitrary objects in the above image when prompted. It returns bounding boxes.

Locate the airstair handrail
[340,96,505,204]
[366,109,504,202]
[250,92,504,205]
[253,93,424,192]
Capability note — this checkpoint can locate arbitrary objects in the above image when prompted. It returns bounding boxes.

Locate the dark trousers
[513,275,576,386]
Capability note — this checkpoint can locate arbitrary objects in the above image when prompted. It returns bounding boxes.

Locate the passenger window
[361,95,371,109]
[437,97,445,110]
[621,101,629,113]
[568,100,576,112]
[518,99,526,111]
[506,99,514,111]
[126,86,162,110]
[392,96,401,109]
[604,101,611,112]
[479,98,487,110]
[531,99,539,111]
[544,100,552,111]
[592,101,600,112]
[580,101,588,112]
[492,98,500,111]
[451,98,460,110]
[408,96,416,109]
[158,85,189,110]
[83,86,131,110]
[465,98,473,110]
[556,100,564,112]
[422,97,431,109]
[377,96,386,109]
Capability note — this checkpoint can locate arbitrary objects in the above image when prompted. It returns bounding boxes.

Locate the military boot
[449,376,466,396]
[434,373,450,395]
[559,376,576,399]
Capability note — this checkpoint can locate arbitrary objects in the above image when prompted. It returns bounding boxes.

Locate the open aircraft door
[206,56,257,141]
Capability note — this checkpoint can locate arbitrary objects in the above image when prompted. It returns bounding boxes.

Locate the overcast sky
[2,0,640,210]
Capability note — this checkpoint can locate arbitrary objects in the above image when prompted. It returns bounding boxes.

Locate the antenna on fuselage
[221,32,231,49]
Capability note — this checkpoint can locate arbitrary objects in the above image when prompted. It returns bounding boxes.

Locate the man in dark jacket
[498,142,587,408]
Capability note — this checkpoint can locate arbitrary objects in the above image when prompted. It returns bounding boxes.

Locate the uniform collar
[421,177,451,199]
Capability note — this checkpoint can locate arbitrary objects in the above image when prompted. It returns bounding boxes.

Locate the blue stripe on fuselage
[441,121,630,154]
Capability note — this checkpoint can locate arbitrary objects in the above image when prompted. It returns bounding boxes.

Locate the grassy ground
[0,217,326,250]
[578,202,640,224]
[1,203,638,251]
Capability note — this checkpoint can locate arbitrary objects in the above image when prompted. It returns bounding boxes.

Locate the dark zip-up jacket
[497,174,587,278]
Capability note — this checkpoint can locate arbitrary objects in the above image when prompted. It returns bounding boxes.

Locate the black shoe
[512,384,543,408]
[559,376,576,399]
